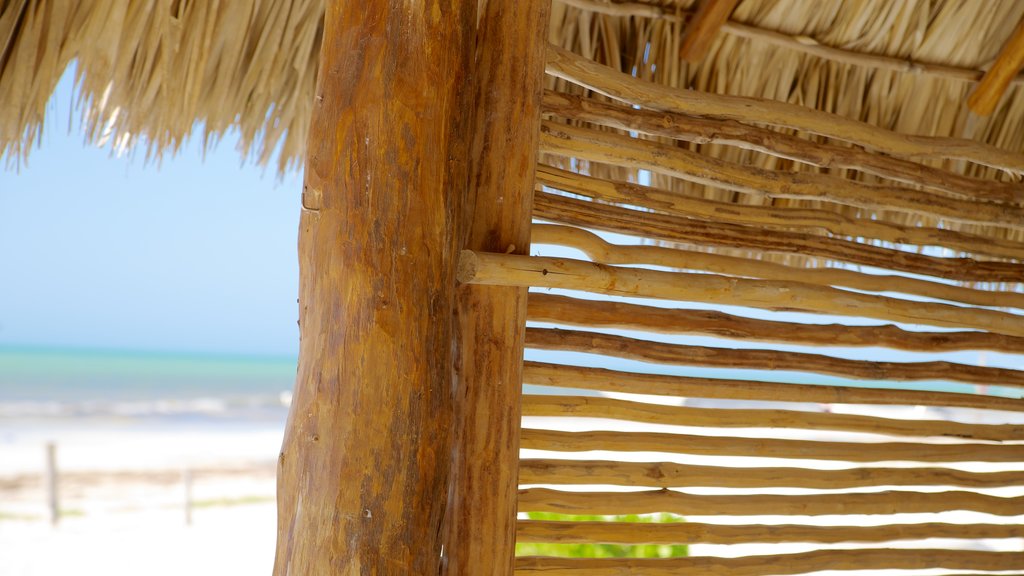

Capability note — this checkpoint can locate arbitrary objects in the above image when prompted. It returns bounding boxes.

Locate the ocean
[1,345,1019,430]
[0,347,296,427]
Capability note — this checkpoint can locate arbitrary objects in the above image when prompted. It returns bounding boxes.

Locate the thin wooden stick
[542,91,1024,204]
[534,193,1024,285]
[519,428,1024,463]
[530,224,1024,308]
[678,0,740,63]
[527,292,1024,355]
[526,327,1024,389]
[515,549,1024,575]
[533,194,1024,285]
[517,487,1024,516]
[521,395,1024,442]
[545,43,1024,173]
[522,362,1024,413]
[535,161,1024,261]
[518,458,1024,489]
[459,251,1024,337]
[540,120,1024,228]
[553,0,1024,87]
[968,18,1024,116]
[516,519,1024,545]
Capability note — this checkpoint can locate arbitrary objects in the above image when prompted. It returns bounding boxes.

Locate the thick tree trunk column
[273,2,474,574]
[444,2,550,575]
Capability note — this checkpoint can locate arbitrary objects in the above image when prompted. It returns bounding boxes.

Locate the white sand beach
[0,421,281,576]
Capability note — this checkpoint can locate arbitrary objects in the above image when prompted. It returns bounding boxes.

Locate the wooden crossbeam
[545,43,1024,173]
[519,428,1024,463]
[518,487,1024,516]
[516,519,1024,544]
[541,91,1024,204]
[968,17,1024,116]
[540,120,1024,229]
[525,328,1024,388]
[515,549,1024,575]
[678,0,741,63]
[458,251,1024,336]
[521,394,1024,442]
[522,362,1024,413]
[519,459,1024,488]
[526,292,1024,354]
[535,166,1024,262]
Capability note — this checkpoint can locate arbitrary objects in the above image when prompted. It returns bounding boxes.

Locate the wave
[0,392,292,419]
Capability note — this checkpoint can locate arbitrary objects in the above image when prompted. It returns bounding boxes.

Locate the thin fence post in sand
[45,442,58,526]
[183,468,193,526]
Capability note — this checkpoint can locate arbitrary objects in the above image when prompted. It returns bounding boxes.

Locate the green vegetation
[515,511,688,559]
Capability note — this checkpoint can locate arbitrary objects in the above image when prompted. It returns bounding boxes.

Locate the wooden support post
[968,17,1024,116]
[273,2,475,574]
[678,0,741,62]
[45,441,58,526]
[183,468,193,526]
[445,1,550,574]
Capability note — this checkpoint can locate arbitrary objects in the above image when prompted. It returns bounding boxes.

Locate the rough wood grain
[527,292,1024,354]
[516,519,1024,544]
[522,362,1024,413]
[540,120,1024,229]
[535,161,1024,262]
[460,251,1024,337]
[968,17,1024,116]
[273,2,473,574]
[521,395,1024,442]
[545,43,1024,173]
[444,2,549,574]
[519,428,1024,463]
[533,193,1024,284]
[678,0,740,62]
[525,327,1024,389]
[518,459,1024,489]
[517,487,1024,516]
[515,549,1024,575]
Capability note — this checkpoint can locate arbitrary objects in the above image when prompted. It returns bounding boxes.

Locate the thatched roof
[2,0,1022,172]
[2,0,1022,260]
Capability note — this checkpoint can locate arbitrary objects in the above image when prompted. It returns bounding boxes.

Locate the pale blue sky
[0,70,302,357]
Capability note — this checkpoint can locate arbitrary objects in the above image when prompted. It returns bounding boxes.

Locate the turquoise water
[1,345,1017,424]
[0,347,296,422]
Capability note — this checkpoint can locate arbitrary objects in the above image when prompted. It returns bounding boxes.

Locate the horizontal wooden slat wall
[460,30,1024,575]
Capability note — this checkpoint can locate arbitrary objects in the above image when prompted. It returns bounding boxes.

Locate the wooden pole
[183,468,193,526]
[517,519,1024,545]
[459,251,1024,336]
[518,459,1024,489]
[45,442,58,526]
[273,2,475,574]
[540,120,1024,229]
[523,362,1024,413]
[968,17,1024,116]
[518,487,1024,517]
[541,91,1023,204]
[525,327,1024,388]
[678,0,741,62]
[445,1,549,574]
[545,43,1024,174]
[515,549,1024,575]
[535,163,1024,262]
[522,394,1024,442]
[527,293,1024,354]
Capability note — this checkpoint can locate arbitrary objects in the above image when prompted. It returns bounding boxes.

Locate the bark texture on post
[273,1,474,574]
[445,2,550,574]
